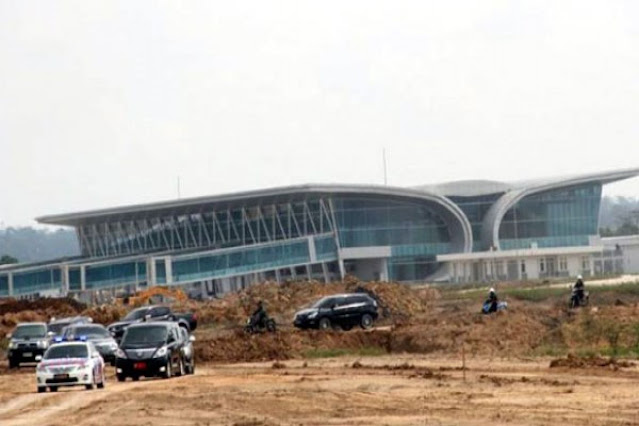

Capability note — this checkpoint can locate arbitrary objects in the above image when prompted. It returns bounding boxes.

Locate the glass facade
[84,261,146,290]
[314,235,338,262]
[68,268,81,291]
[79,199,334,258]
[171,238,311,284]
[12,268,61,295]
[449,194,503,251]
[333,197,451,249]
[499,183,602,249]
[333,196,453,281]
[0,275,8,297]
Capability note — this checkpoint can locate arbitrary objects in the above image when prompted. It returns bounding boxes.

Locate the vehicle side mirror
[47,331,54,337]
[189,335,195,342]
[144,314,152,321]
[35,355,42,362]
[6,333,11,339]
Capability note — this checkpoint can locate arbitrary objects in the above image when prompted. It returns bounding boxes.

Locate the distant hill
[0,195,637,264]
[0,227,79,264]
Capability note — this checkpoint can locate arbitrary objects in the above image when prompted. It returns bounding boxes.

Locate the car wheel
[360,314,374,330]
[189,360,196,375]
[318,317,331,330]
[85,384,94,390]
[176,358,185,377]
[97,372,105,389]
[37,387,46,393]
[162,360,172,379]
[132,375,140,381]
[9,359,18,369]
[116,374,126,382]
[49,386,58,392]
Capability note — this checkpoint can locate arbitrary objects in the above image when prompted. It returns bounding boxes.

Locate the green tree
[0,254,18,265]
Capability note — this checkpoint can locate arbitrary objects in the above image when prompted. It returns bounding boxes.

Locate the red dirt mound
[183,280,440,327]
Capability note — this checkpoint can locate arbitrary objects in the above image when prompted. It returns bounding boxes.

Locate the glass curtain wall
[80,199,334,258]
[449,194,503,251]
[499,183,602,249]
[332,196,452,281]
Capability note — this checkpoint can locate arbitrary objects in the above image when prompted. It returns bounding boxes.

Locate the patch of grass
[303,346,387,359]
[530,344,568,357]
[503,287,566,302]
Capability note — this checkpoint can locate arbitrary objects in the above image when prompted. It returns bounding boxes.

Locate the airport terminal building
[1,168,638,298]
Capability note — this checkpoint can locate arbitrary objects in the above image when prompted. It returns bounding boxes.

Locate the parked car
[36,341,105,393]
[7,322,50,368]
[107,305,197,342]
[293,293,379,331]
[178,327,196,375]
[61,324,119,365]
[47,316,93,341]
[115,322,189,381]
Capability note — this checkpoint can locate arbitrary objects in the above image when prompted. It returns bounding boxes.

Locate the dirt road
[1,355,638,426]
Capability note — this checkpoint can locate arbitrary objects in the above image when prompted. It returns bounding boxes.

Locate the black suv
[107,305,196,342]
[7,322,50,368]
[115,322,188,381]
[293,293,378,331]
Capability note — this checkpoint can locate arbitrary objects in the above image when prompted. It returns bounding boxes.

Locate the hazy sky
[1,1,639,227]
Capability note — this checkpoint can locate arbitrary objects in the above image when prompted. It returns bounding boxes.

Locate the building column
[275,269,281,284]
[148,258,156,287]
[61,265,70,296]
[165,257,173,285]
[8,273,13,297]
[321,263,329,283]
[80,265,86,291]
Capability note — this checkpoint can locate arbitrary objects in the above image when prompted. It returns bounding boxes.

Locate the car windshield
[121,326,168,347]
[310,297,336,309]
[44,345,88,359]
[47,322,71,335]
[13,324,47,339]
[123,308,149,321]
[64,326,110,339]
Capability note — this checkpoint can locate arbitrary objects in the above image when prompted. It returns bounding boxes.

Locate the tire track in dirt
[0,374,198,426]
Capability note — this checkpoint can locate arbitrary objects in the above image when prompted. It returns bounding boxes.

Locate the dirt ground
[1,354,639,426]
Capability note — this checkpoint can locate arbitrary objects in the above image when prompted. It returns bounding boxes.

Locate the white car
[36,341,106,393]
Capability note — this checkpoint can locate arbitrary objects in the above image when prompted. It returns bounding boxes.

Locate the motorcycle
[482,300,508,315]
[244,316,277,334]
[569,288,589,309]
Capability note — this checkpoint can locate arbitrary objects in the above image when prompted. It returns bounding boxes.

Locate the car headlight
[109,342,118,350]
[115,348,127,359]
[308,311,318,319]
[153,346,168,358]
[9,341,17,349]
[37,340,49,349]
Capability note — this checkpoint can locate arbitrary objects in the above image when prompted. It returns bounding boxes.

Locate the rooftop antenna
[383,148,388,186]
[177,176,181,199]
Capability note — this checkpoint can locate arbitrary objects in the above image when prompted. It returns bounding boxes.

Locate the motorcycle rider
[486,287,499,313]
[573,275,585,305]
[251,300,268,329]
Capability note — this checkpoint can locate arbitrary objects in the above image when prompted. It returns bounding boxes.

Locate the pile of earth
[0,298,86,336]
[549,353,635,369]
[194,301,565,362]
[181,278,440,327]
[388,301,565,357]
[196,329,394,362]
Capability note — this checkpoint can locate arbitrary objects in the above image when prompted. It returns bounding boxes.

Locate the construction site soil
[2,279,639,424]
